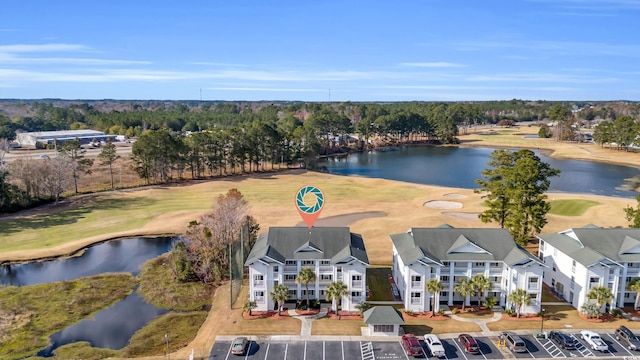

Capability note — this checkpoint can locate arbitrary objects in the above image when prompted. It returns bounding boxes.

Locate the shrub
[452,308,460,314]
[437,308,445,316]
[405,309,414,316]
[505,309,516,317]
[610,308,623,318]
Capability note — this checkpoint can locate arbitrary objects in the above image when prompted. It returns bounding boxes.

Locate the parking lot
[210,331,640,359]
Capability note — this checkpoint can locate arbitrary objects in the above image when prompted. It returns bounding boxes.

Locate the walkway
[449,311,503,333]
[288,306,329,336]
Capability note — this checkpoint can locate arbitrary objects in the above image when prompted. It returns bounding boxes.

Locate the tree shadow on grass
[0,197,157,235]
[402,325,433,335]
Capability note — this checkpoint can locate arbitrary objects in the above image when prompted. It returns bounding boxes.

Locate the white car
[424,334,446,358]
[581,330,609,352]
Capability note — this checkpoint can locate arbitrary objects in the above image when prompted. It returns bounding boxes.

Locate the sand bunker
[443,193,468,199]
[443,212,480,220]
[423,200,463,209]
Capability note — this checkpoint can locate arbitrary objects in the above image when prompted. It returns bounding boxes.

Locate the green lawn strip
[366,267,394,301]
[119,311,208,358]
[50,342,119,360]
[549,199,600,216]
[137,255,214,311]
[0,273,136,360]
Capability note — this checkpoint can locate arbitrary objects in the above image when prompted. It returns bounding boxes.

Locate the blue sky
[1,0,639,101]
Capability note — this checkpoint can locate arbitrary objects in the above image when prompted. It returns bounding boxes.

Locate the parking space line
[284,343,288,360]
[304,341,307,360]
[399,341,411,360]
[341,341,345,360]
[323,341,325,360]
[264,343,270,360]
[604,333,636,356]
[569,334,594,357]
[534,337,565,358]
[245,341,253,360]
[453,339,469,360]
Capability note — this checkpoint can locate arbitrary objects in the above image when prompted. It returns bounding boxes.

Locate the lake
[321,146,640,198]
[0,237,175,356]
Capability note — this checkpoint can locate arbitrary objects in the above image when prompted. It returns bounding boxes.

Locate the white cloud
[0,43,89,53]
[204,87,325,92]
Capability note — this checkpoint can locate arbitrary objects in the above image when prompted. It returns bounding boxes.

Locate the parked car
[401,334,424,357]
[549,331,577,349]
[231,337,248,355]
[580,330,608,352]
[458,334,480,354]
[616,326,640,351]
[423,334,446,358]
[501,332,527,353]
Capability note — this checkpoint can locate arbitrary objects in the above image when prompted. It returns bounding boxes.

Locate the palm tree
[296,267,317,309]
[508,289,530,318]
[325,281,348,316]
[426,278,443,316]
[453,277,475,311]
[587,286,614,319]
[471,274,492,310]
[243,300,257,316]
[270,283,290,316]
[629,278,640,310]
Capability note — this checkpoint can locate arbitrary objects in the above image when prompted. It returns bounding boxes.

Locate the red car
[402,334,424,357]
[459,334,480,354]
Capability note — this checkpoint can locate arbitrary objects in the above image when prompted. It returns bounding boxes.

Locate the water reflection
[322,146,640,198]
[0,237,175,286]
[37,289,169,356]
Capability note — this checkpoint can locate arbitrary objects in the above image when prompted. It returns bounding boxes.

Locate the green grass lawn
[366,267,393,301]
[549,199,600,216]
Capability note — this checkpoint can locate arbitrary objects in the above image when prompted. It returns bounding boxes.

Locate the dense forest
[1,99,639,213]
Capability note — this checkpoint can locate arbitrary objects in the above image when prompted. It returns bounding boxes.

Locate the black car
[550,330,577,349]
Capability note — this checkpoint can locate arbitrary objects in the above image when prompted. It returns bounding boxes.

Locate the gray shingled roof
[391,227,541,266]
[363,306,405,325]
[538,227,640,266]
[245,227,369,266]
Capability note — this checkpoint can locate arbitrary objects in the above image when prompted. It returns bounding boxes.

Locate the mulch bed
[326,310,362,320]
[294,309,321,316]
[502,313,544,321]
[243,310,290,320]
[578,313,618,323]
[405,312,450,320]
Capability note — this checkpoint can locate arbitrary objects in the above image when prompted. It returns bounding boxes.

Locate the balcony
[319,266,333,273]
[453,267,468,274]
[411,281,422,289]
[255,296,265,304]
[352,280,363,288]
[253,280,265,287]
[283,265,297,273]
[411,297,422,305]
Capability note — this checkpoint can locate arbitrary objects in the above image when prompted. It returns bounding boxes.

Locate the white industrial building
[16,130,111,149]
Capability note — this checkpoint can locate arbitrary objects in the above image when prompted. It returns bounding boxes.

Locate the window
[441,275,450,282]
[570,276,575,289]
[351,291,362,297]
[590,277,599,283]
[288,289,296,297]
[373,324,394,333]
[440,291,448,297]
[273,266,279,273]
[255,291,265,303]
[551,278,555,287]
[352,275,362,281]
[411,292,421,305]
[253,274,264,286]
[285,274,297,281]
[540,240,545,250]
[302,260,315,266]
[411,275,421,282]
[474,262,484,267]
[528,277,539,290]
[285,260,296,265]
[572,260,576,273]
[301,290,315,296]
[320,260,330,265]
[319,290,325,297]
[442,261,450,266]
[529,293,538,303]
[320,274,332,281]
[490,262,501,267]
[491,276,499,282]
[552,265,556,272]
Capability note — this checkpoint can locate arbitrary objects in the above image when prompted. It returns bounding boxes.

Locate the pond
[0,237,175,356]
[321,146,640,198]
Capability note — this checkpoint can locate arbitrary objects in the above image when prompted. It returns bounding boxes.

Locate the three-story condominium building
[391,227,544,314]
[538,226,640,310]
[245,227,369,312]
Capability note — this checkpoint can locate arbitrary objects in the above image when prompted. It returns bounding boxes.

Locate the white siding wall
[343,263,368,311]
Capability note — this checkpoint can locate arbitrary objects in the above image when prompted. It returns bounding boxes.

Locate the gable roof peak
[446,234,492,255]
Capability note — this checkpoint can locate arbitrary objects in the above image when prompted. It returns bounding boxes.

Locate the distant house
[391,227,544,314]
[245,227,369,312]
[538,226,640,310]
[363,306,404,336]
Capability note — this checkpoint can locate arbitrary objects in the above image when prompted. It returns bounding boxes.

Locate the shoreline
[2,129,639,264]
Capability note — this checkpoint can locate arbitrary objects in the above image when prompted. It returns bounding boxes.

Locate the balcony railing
[411,298,422,305]
[255,296,265,304]
[528,283,540,291]
[283,265,297,273]
[411,281,422,289]
[319,266,333,273]
[352,280,363,288]
[453,267,468,273]
[253,280,265,287]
